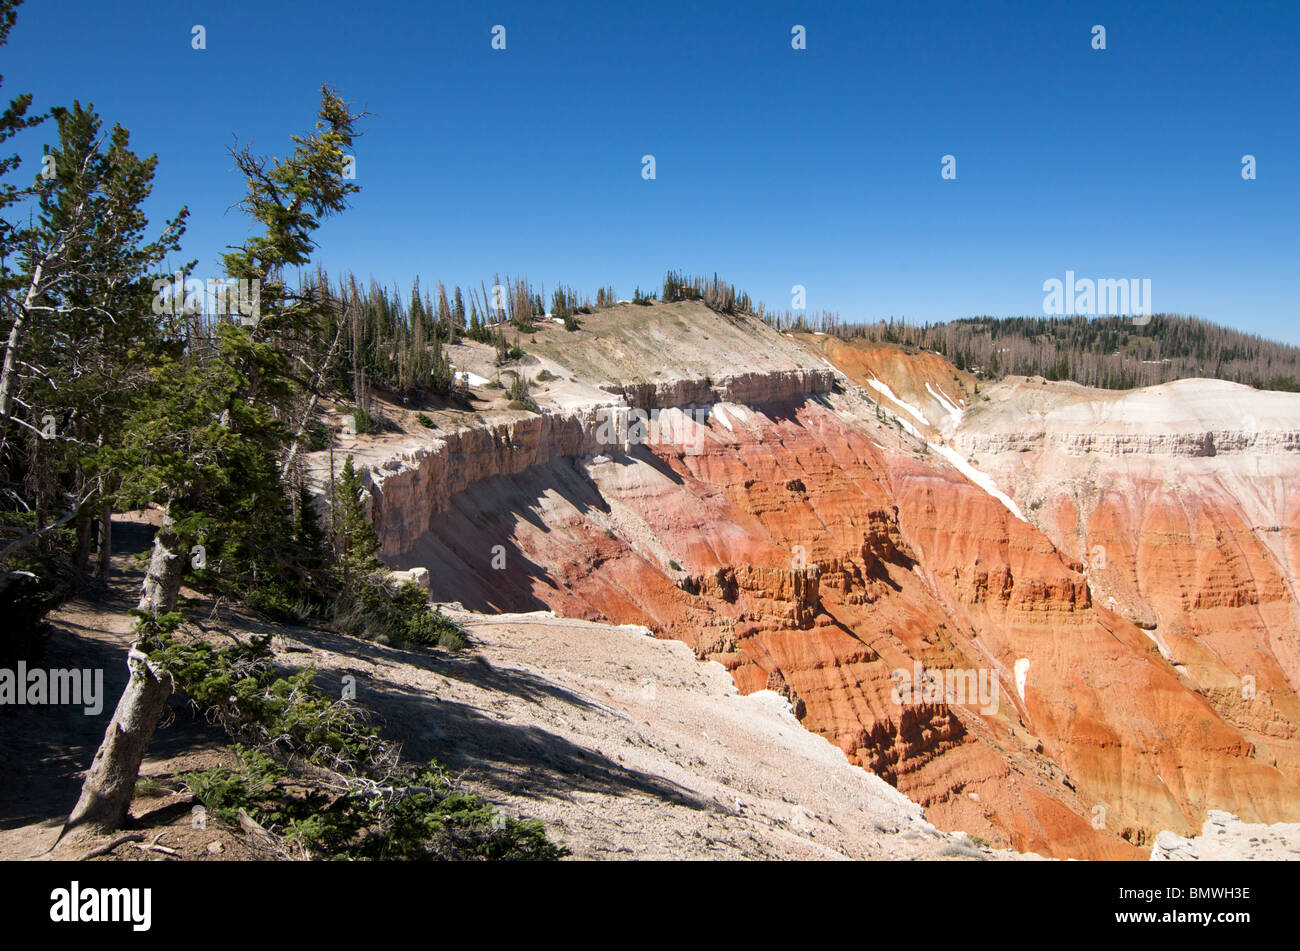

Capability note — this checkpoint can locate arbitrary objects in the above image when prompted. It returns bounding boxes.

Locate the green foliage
[158,624,558,860]
[668,560,682,571]
[146,624,389,773]
[352,405,373,435]
[828,313,1300,393]
[246,584,305,624]
[506,372,530,402]
[661,271,751,314]
[133,776,170,798]
[492,326,524,366]
[1,90,185,597]
[181,750,564,860]
[415,412,435,428]
[332,454,381,596]
[306,420,331,450]
[337,579,467,649]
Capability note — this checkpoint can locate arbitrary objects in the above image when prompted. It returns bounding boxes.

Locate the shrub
[247,585,304,624]
[353,405,373,435]
[157,635,563,861]
[306,420,331,450]
[134,776,170,798]
[335,579,465,649]
[415,412,435,429]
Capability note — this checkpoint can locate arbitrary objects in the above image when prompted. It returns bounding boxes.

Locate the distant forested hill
[830,314,1300,392]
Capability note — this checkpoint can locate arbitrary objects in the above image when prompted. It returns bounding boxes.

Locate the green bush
[247,585,304,624]
[181,751,563,860]
[335,580,468,651]
[353,406,373,435]
[306,420,331,450]
[415,412,435,429]
[144,611,563,860]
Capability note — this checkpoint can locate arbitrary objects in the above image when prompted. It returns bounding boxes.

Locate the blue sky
[5,0,1299,341]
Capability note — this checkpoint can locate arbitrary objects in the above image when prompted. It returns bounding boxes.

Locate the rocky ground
[1151,811,1300,861]
[294,604,1037,860]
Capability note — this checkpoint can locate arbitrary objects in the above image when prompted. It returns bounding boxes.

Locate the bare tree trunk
[61,647,173,836]
[280,316,344,481]
[72,503,94,584]
[94,501,112,586]
[61,509,183,840]
[0,260,43,445]
[136,511,185,617]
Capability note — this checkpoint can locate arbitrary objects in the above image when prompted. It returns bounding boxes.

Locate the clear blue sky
[5,0,1299,341]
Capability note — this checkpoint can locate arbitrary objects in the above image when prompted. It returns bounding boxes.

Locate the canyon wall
[335,312,1300,859]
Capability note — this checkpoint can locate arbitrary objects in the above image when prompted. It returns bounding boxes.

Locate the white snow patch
[897,417,923,440]
[1014,658,1030,701]
[456,370,491,387]
[712,405,734,431]
[1142,628,1172,661]
[926,382,964,426]
[865,378,929,428]
[931,443,1027,522]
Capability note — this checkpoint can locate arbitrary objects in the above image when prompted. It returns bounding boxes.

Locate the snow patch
[1014,658,1030,701]
[926,382,964,426]
[865,377,929,428]
[931,443,1028,522]
[1142,627,1172,661]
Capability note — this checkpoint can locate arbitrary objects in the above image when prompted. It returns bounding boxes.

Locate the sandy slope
[277,606,1037,860]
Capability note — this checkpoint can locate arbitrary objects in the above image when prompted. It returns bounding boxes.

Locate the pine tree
[66,86,365,838]
[332,453,380,601]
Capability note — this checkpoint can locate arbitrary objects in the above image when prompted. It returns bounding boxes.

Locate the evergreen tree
[66,87,365,838]
[332,453,380,601]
